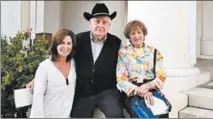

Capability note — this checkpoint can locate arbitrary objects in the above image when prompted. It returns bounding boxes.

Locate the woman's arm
[30,63,47,118]
[149,50,166,91]
[116,50,138,96]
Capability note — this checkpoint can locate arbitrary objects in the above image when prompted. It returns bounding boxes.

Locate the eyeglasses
[91,19,110,26]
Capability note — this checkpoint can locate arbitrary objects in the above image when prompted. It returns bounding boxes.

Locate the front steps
[179,107,213,118]
[187,87,213,110]
[179,59,213,118]
[199,80,213,89]
[179,84,213,118]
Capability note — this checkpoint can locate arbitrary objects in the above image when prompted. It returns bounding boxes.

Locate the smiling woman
[124,20,147,48]
[117,20,170,118]
[29,29,77,118]
[50,29,76,62]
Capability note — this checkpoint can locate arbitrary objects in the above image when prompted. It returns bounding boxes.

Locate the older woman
[116,20,168,118]
[30,29,76,118]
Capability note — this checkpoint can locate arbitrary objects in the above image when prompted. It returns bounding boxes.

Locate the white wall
[101,1,127,44]
[20,1,127,43]
[128,1,192,68]
[44,1,62,34]
[62,1,127,44]
[1,1,22,37]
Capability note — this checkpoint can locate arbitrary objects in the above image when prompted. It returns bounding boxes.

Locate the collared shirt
[116,44,166,94]
[90,32,107,62]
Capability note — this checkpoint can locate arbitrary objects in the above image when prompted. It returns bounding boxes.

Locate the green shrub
[1,30,49,117]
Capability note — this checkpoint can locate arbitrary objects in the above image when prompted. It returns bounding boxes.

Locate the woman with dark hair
[30,29,76,118]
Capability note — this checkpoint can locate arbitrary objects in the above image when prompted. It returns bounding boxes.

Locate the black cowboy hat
[83,3,117,21]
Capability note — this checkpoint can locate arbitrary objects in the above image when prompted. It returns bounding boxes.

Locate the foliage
[1,30,49,117]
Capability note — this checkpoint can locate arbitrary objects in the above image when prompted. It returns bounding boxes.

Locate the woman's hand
[126,87,138,97]
[136,83,150,96]
[143,92,154,106]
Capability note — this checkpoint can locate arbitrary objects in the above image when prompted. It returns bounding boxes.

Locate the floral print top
[116,44,166,94]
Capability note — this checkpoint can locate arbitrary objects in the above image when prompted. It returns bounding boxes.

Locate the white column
[21,1,30,31]
[127,1,200,118]
[30,1,37,39]
[29,1,45,41]
[35,1,45,33]
[1,1,22,37]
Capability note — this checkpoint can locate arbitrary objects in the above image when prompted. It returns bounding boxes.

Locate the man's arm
[26,79,35,92]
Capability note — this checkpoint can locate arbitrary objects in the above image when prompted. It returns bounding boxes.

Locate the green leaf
[17,65,22,72]
[3,73,11,85]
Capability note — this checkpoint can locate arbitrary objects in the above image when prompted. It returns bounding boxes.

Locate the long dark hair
[49,29,76,62]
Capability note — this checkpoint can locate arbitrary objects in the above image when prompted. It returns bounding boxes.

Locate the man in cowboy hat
[26,2,124,118]
[71,3,123,118]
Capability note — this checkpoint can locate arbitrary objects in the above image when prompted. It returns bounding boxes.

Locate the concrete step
[199,80,213,89]
[198,66,213,80]
[179,107,213,118]
[196,59,213,80]
[196,71,211,87]
[183,87,213,110]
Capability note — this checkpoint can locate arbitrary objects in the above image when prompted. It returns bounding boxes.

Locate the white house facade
[1,1,213,118]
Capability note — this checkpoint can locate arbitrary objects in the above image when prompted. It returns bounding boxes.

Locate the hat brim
[83,11,117,21]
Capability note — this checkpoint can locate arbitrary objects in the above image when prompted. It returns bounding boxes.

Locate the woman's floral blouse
[116,44,166,94]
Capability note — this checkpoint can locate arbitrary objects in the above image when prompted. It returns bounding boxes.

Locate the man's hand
[26,79,35,93]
